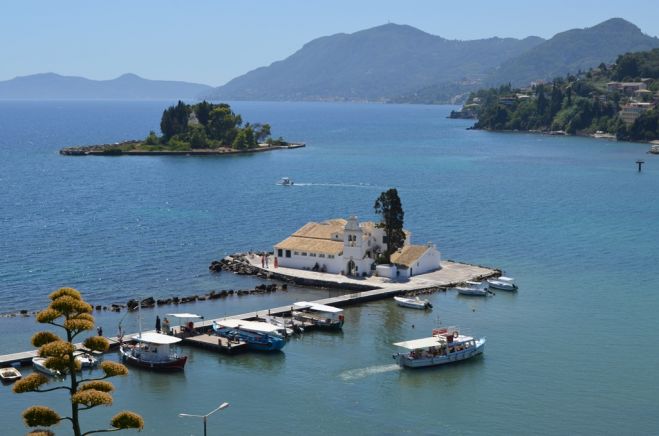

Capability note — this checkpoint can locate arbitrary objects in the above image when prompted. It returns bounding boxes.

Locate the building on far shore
[619,102,655,125]
[274,216,441,278]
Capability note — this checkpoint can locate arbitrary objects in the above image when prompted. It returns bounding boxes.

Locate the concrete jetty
[0,257,499,366]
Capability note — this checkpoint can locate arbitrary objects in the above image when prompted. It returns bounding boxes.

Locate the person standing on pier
[155,315,161,333]
[162,317,171,335]
[261,255,265,268]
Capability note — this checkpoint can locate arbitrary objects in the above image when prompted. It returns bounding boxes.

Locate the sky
[1,0,657,86]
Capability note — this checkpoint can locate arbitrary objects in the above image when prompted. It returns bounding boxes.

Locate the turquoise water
[1,101,658,435]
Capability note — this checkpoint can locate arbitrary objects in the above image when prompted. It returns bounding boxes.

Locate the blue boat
[212,319,286,352]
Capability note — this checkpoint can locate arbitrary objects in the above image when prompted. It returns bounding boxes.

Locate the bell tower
[343,216,363,274]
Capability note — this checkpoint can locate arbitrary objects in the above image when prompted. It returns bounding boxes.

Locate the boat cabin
[131,332,183,362]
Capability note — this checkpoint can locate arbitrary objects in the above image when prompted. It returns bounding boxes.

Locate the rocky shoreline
[59,141,305,156]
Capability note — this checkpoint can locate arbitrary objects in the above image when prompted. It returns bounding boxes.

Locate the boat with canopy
[212,319,286,351]
[393,327,485,368]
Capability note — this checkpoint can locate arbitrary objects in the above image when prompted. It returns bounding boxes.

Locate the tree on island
[374,188,406,263]
[144,100,278,151]
[13,287,143,436]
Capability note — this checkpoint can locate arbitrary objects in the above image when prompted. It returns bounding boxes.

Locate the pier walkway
[0,259,498,366]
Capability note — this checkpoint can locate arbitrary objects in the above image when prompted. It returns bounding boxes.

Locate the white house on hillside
[274,216,441,278]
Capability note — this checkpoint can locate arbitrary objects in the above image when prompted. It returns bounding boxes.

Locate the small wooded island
[60,101,304,156]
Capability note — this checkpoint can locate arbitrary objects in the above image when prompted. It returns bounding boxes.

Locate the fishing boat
[212,319,286,352]
[292,301,344,330]
[393,327,485,368]
[0,367,22,383]
[393,295,432,310]
[119,332,187,371]
[73,351,99,368]
[32,357,62,377]
[487,276,518,291]
[277,177,294,186]
[455,280,492,296]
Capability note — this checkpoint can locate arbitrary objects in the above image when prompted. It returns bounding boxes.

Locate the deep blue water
[1,101,658,435]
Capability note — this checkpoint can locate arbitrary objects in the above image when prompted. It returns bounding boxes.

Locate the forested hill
[486,18,659,87]
[207,23,543,102]
[462,49,659,142]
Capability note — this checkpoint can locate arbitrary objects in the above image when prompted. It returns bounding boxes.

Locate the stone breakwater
[1,273,287,319]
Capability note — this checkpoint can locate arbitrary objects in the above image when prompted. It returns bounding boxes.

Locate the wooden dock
[183,332,247,354]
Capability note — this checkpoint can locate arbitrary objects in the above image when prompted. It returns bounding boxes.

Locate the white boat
[455,280,491,296]
[292,301,344,330]
[119,332,187,371]
[32,357,62,377]
[393,295,432,310]
[393,327,485,368]
[277,177,294,186]
[0,367,22,383]
[74,351,99,368]
[487,276,517,291]
[118,303,188,371]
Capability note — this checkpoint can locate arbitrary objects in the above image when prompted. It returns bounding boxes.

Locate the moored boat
[292,301,344,330]
[119,332,187,371]
[455,280,492,296]
[393,295,432,310]
[393,327,485,368]
[212,319,286,352]
[0,367,22,383]
[73,351,99,368]
[32,357,62,377]
[487,276,517,291]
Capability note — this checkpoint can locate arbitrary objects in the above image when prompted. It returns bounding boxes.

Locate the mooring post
[637,160,645,172]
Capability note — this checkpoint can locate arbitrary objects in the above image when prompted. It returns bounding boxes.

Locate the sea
[0,100,657,435]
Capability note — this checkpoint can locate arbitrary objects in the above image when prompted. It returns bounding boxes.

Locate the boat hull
[487,282,517,291]
[0,367,22,383]
[456,288,489,296]
[32,358,62,377]
[396,340,485,368]
[213,326,286,352]
[119,347,187,371]
[394,297,432,310]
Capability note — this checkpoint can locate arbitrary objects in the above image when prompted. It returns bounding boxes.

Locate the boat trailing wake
[339,364,400,381]
[292,182,379,189]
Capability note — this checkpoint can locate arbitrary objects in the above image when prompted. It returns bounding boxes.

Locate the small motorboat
[277,177,294,186]
[32,357,62,377]
[74,351,99,369]
[455,281,492,296]
[487,276,517,291]
[393,327,485,368]
[394,296,432,310]
[292,301,344,330]
[0,367,22,383]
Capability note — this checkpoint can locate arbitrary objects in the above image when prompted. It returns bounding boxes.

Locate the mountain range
[2,18,658,103]
[0,73,212,99]
[208,18,659,104]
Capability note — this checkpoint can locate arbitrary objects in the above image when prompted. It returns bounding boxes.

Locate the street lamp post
[179,402,230,436]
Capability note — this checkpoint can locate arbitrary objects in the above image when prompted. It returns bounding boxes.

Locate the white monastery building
[274,216,441,278]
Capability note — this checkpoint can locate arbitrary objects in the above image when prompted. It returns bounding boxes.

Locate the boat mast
[138,299,142,339]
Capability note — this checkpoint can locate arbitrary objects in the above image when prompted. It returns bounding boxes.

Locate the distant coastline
[60,140,305,156]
